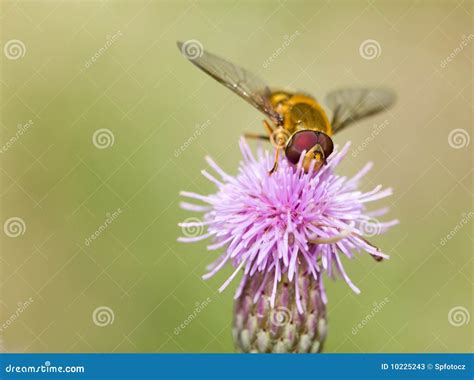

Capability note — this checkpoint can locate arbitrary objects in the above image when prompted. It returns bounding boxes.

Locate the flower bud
[233,270,327,353]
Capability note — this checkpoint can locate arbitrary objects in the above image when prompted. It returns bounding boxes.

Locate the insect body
[269,91,332,135]
[267,91,333,172]
[177,41,395,173]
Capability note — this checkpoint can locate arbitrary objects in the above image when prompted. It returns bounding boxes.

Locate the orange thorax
[269,91,332,136]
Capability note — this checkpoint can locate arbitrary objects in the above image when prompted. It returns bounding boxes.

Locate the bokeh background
[1,0,472,353]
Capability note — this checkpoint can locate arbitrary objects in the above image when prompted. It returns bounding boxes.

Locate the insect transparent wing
[324,87,395,133]
[177,41,282,124]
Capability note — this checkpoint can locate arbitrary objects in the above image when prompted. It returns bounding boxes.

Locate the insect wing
[177,41,282,124]
[324,87,395,133]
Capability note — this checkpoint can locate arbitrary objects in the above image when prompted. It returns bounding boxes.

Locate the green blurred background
[1,0,472,353]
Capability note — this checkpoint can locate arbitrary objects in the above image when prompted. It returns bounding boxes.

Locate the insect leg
[244,120,275,142]
[244,133,270,141]
[268,126,288,175]
[262,120,274,135]
[269,147,280,175]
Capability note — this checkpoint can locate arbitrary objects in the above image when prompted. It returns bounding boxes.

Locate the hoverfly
[177,42,395,174]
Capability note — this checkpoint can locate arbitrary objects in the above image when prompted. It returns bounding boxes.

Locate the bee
[177,42,395,174]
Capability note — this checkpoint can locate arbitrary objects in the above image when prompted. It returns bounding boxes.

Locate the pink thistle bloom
[178,139,398,314]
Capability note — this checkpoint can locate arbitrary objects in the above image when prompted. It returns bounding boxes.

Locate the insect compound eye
[285,130,334,165]
[314,131,334,160]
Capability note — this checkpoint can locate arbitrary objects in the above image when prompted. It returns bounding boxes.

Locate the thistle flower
[178,138,397,352]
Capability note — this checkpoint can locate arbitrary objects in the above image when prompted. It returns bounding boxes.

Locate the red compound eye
[285,130,334,165]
